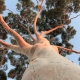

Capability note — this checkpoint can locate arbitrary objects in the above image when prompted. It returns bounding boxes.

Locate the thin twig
[6,9,29,32]
[6,9,36,41]
[70,14,80,20]
[22,16,36,41]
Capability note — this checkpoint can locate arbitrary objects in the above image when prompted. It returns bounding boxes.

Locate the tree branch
[22,16,36,41]
[34,0,44,39]
[70,14,80,20]
[0,40,11,47]
[0,40,25,54]
[40,24,64,37]
[0,15,31,48]
[57,46,80,54]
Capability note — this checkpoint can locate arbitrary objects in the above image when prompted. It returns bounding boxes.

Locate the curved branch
[34,0,44,39]
[40,24,64,37]
[34,9,42,38]
[0,15,31,48]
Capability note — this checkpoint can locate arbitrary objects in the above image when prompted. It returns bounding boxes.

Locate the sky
[2,0,80,80]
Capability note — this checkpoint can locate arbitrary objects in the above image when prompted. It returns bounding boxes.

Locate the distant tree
[0,0,80,80]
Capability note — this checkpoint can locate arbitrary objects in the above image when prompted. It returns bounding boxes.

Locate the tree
[0,0,80,80]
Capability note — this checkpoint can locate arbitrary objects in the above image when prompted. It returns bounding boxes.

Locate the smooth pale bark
[21,43,80,80]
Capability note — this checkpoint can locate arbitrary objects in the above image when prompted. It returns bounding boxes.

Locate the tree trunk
[22,45,80,80]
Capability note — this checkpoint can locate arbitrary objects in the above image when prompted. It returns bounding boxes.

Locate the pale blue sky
[2,0,80,79]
